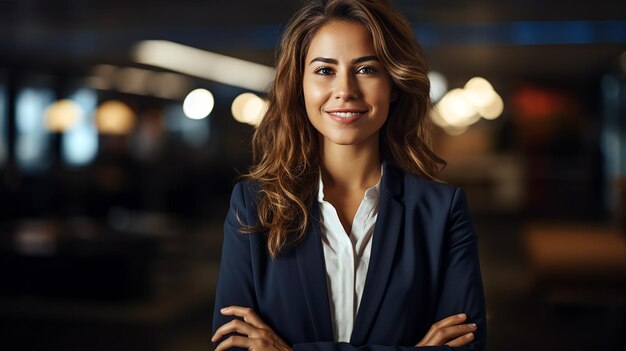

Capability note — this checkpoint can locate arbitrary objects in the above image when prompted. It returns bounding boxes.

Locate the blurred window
[62,88,98,166]
[0,84,6,166]
[601,74,626,211]
[15,87,55,173]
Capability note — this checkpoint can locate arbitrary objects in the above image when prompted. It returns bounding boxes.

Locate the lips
[325,109,367,124]
[328,111,364,119]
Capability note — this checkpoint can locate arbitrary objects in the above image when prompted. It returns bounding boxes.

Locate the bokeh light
[183,89,214,120]
[479,92,504,120]
[231,92,267,126]
[431,76,503,135]
[464,77,497,108]
[428,71,448,102]
[44,99,83,132]
[95,100,136,135]
[15,87,54,172]
[437,88,480,127]
[62,88,99,166]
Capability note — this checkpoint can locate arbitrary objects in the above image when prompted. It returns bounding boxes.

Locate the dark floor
[1,214,624,351]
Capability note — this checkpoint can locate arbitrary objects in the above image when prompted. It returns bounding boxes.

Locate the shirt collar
[317,166,383,203]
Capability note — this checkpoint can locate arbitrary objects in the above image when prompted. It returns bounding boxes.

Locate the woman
[212,0,486,350]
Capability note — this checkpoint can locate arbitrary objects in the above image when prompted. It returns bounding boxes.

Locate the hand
[416,313,477,347]
[212,306,292,351]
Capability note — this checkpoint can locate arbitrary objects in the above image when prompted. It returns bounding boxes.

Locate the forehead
[305,20,375,59]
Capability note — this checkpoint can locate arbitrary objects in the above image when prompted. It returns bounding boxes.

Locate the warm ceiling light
[231,92,267,126]
[431,76,503,135]
[95,100,136,135]
[45,99,83,132]
[464,77,497,108]
[464,77,503,120]
[132,40,275,92]
[437,89,480,127]
[479,93,504,120]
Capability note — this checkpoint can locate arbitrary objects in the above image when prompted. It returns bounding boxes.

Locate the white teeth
[330,112,362,118]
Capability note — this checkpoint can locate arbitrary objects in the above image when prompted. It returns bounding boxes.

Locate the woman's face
[303,20,395,149]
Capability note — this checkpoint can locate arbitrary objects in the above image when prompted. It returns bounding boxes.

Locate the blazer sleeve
[212,181,258,351]
[432,188,487,350]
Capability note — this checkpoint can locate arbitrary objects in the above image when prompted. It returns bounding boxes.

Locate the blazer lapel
[351,162,405,344]
[295,202,334,341]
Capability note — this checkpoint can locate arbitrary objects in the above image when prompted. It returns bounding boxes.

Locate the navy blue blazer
[213,163,486,351]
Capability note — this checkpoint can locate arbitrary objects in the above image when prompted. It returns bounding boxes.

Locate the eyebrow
[309,55,379,65]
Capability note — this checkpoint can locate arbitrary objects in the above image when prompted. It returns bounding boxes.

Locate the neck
[319,137,382,191]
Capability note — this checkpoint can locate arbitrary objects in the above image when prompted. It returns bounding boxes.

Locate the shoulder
[404,172,457,195]
[385,163,461,204]
[386,166,476,241]
[382,164,471,221]
[227,179,263,227]
[229,179,261,207]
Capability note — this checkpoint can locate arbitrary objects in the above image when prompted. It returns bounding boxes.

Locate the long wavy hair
[244,0,445,258]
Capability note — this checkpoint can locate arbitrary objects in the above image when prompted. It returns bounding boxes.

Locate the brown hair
[244,0,445,257]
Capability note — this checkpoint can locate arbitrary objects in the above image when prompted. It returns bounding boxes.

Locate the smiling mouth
[326,110,367,118]
[325,110,366,124]
[328,111,363,118]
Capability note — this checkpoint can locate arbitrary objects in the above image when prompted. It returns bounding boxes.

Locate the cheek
[379,83,395,112]
[303,83,327,111]
[365,90,393,115]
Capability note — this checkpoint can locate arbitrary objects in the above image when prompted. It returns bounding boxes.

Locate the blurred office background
[0,0,625,350]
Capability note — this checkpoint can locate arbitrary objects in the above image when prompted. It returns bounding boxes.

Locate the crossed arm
[212,306,477,351]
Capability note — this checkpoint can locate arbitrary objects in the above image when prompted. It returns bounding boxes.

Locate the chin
[330,139,359,146]
[323,133,373,147]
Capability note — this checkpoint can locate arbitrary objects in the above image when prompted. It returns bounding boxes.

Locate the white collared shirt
[317,174,381,342]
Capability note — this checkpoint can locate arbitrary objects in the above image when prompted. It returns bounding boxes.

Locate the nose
[333,71,359,101]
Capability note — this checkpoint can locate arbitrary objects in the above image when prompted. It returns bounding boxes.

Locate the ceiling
[1,0,625,89]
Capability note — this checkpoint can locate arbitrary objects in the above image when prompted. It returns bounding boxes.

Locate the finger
[221,306,271,330]
[432,313,467,330]
[214,335,250,351]
[211,319,258,342]
[418,314,467,345]
[427,323,477,346]
[445,332,474,347]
